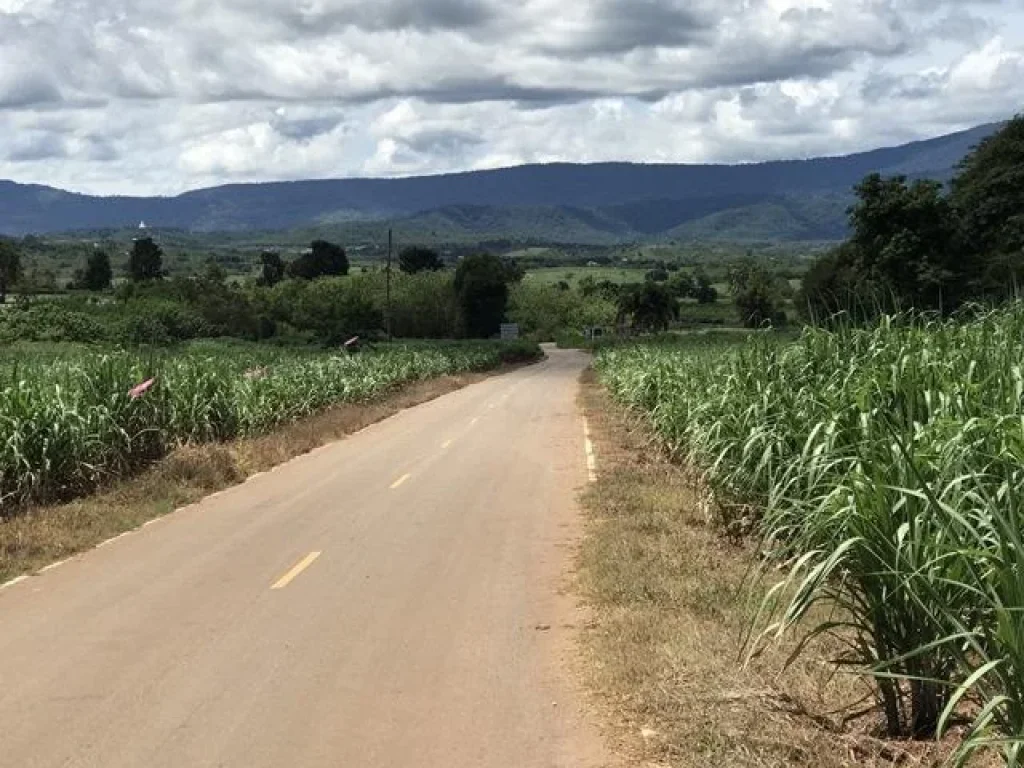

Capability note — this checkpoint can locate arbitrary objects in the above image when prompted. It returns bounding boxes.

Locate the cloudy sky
[1,0,1022,195]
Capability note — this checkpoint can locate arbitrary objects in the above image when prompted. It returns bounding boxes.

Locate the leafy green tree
[501,256,526,284]
[128,237,164,282]
[801,173,967,320]
[454,254,510,338]
[390,271,460,338]
[80,249,113,291]
[398,246,444,274]
[509,281,615,341]
[645,267,669,283]
[0,239,22,304]
[201,258,227,286]
[288,240,349,280]
[799,246,851,320]
[667,271,696,299]
[952,115,1024,298]
[847,174,964,311]
[266,275,381,343]
[579,277,621,302]
[260,251,286,287]
[693,269,718,304]
[616,282,677,332]
[729,260,788,328]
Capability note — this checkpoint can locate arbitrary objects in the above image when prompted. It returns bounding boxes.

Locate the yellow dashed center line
[271,551,321,590]
[390,473,412,490]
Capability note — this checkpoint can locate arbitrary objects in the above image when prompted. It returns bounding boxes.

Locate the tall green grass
[1,341,538,511]
[596,307,1024,762]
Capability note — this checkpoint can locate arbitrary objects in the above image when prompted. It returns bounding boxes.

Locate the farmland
[595,307,1024,762]
[523,266,650,287]
[0,340,539,511]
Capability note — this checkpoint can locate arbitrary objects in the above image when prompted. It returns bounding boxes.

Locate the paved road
[0,348,607,768]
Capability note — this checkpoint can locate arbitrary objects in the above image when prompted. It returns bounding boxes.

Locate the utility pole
[386,228,393,342]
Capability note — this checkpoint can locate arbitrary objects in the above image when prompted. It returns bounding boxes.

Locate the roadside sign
[500,323,519,340]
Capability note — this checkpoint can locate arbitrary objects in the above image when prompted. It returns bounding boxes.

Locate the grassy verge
[0,368,512,583]
[576,369,952,768]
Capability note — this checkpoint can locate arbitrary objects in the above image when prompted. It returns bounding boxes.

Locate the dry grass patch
[577,369,953,768]
[0,371,496,583]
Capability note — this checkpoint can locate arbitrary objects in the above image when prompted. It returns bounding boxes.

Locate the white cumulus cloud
[0,0,1020,194]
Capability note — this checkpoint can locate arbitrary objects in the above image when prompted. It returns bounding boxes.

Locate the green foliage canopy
[0,240,23,303]
[454,254,511,338]
[509,281,616,341]
[288,240,349,280]
[80,249,113,291]
[128,237,165,282]
[398,246,444,274]
[952,115,1024,298]
[729,260,789,328]
[803,116,1024,320]
[616,282,677,332]
[260,251,286,287]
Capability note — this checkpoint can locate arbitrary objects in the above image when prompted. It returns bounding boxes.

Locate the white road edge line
[582,418,597,483]
[95,531,133,549]
[0,574,29,591]
[39,558,70,574]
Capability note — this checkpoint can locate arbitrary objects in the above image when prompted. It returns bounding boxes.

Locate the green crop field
[524,266,648,287]
[0,340,538,511]
[595,306,1024,761]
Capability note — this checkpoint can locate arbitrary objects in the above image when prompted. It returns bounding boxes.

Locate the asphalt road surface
[0,348,608,768]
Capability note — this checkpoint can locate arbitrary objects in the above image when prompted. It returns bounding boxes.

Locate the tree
[667,271,696,299]
[288,240,349,280]
[800,173,970,320]
[952,115,1024,298]
[80,249,113,291]
[0,239,22,303]
[579,277,621,302]
[729,260,788,328]
[266,275,381,343]
[798,243,888,322]
[260,251,286,287]
[645,267,669,283]
[509,281,616,341]
[693,269,718,304]
[847,174,964,311]
[390,271,460,338]
[454,254,511,338]
[617,282,677,332]
[399,246,444,274]
[501,256,526,284]
[201,258,227,285]
[128,237,164,282]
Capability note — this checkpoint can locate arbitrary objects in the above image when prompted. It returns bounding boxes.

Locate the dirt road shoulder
[576,368,874,768]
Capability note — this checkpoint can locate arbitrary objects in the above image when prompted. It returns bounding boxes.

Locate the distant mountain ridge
[0,123,1001,241]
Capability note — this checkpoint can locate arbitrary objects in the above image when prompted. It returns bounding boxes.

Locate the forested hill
[0,123,1000,241]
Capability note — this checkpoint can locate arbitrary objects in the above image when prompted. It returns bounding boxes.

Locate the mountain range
[0,123,1000,243]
